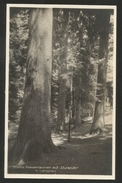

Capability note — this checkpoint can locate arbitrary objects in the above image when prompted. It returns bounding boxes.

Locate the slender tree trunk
[75,75,82,126]
[57,76,66,132]
[76,101,81,125]
[70,74,73,120]
[90,12,110,134]
[72,72,76,119]
[56,10,69,133]
[9,9,57,165]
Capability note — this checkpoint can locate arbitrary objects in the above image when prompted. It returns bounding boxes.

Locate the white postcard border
[5,4,117,179]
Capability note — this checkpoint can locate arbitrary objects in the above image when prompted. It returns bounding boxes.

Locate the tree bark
[76,101,81,125]
[56,10,69,133]
[75,75,82,126]
[90,11,110,134]
[9,8,56,165]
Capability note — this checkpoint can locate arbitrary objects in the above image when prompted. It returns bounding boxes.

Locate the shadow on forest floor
[8,113,113,175]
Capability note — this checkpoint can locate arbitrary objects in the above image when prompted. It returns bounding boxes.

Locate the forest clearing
[5,5,116,178]
[8,108,112,175]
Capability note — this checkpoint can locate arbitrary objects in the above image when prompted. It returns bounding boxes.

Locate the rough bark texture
[75,13,83,127]
[9,8,56,165]
[90,12,110,134]
[56,10,69,133]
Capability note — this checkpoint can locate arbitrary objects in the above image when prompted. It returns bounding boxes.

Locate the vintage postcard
[5,4,116,179]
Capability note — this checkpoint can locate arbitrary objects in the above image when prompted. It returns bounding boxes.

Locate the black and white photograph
[5,4,116,179]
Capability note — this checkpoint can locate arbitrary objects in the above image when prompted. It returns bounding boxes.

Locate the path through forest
[8,110,113,175]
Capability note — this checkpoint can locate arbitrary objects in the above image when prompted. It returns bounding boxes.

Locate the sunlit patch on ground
[51,133,67,145]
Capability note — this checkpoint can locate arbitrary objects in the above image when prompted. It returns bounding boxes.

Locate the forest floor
[8,109,113,175]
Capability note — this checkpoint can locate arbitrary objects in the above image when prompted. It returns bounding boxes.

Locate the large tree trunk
[74,13,83,127]
[56,10,69,133]
[9,8,56,165]
[90,12,110,134]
